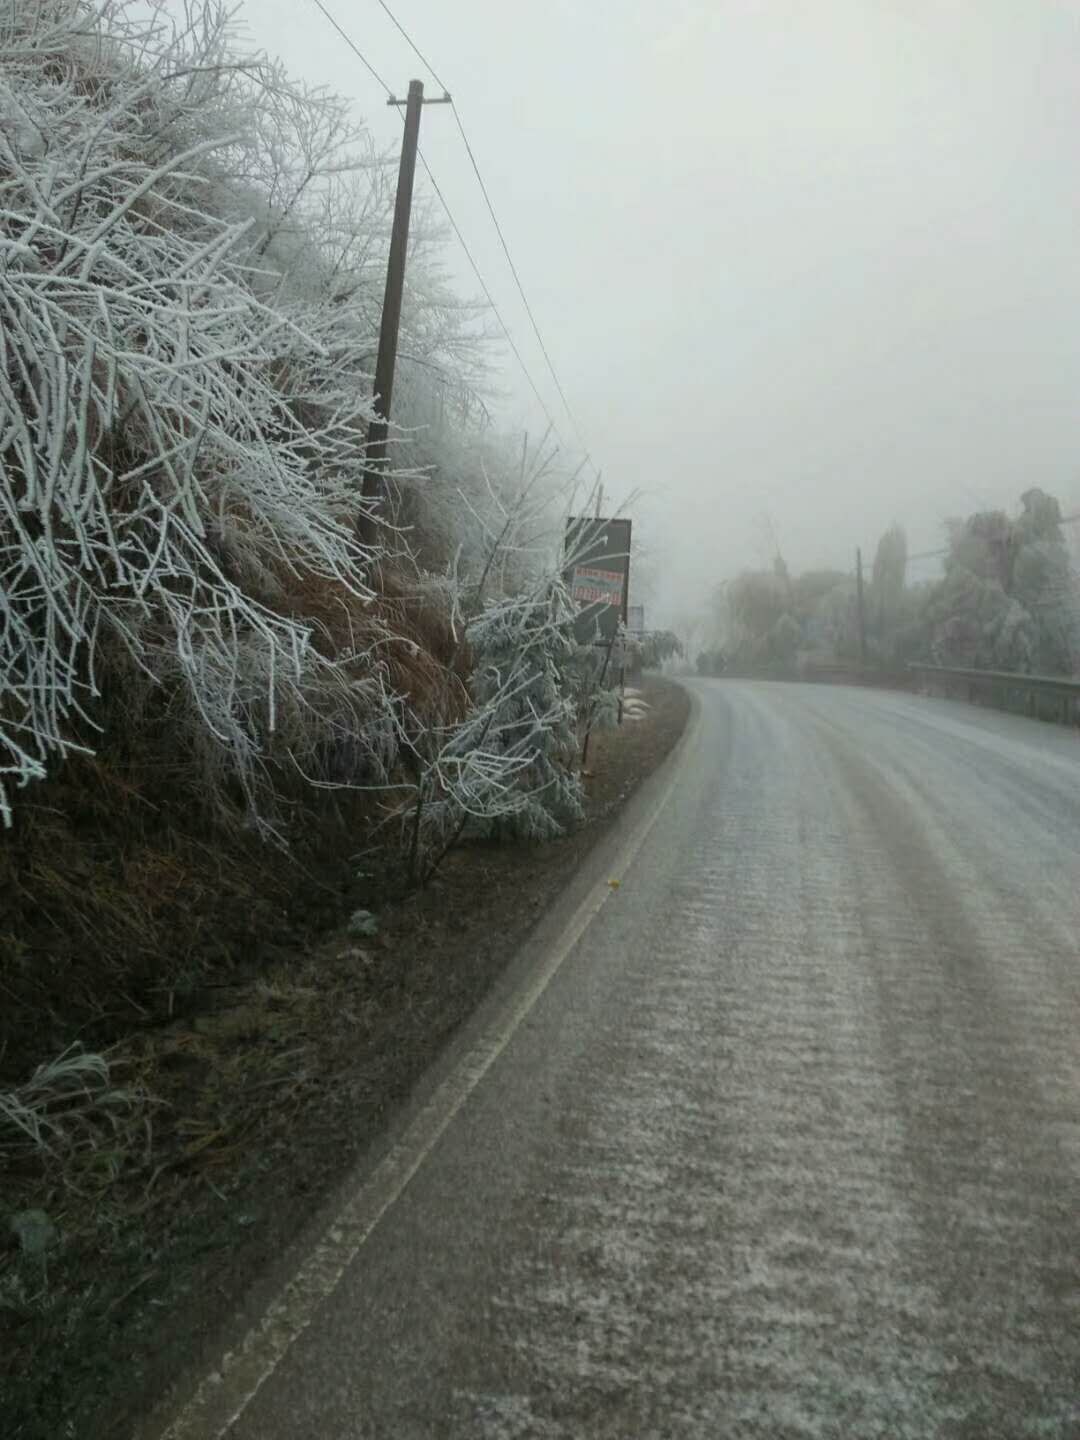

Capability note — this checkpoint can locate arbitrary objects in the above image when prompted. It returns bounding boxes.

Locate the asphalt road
[165,682,1080,1440]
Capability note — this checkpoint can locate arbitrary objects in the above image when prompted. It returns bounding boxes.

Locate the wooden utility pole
[855,546,868,666]
[359,80,451,546]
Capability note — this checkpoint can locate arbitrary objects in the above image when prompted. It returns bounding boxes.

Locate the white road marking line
[152,698,702,1440]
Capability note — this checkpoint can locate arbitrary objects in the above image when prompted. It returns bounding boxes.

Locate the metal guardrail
[700,660,1080,726]
[701,662,913,689]
[909,663,1080,726]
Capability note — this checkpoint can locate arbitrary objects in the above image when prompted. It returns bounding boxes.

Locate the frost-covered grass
[0,1044,149,1182]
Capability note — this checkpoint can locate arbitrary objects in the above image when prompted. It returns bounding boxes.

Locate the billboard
[565,516,631,644]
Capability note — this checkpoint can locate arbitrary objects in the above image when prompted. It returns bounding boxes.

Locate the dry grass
[0,1046,152,1184]
[0,562,471,1092]
[275,562,470,730]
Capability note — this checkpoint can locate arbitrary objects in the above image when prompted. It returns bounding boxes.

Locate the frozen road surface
[165,682,1080,1440]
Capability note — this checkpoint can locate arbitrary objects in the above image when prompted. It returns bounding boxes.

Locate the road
[162,682,1080,1440]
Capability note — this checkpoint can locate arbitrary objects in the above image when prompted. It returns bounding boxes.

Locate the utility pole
[855,546,868,667]
[359,80,451,547]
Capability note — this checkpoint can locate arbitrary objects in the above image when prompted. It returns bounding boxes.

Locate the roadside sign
[565,516,632,644]
[627,604,645,636]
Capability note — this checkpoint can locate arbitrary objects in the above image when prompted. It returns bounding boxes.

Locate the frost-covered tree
[0,0,596,839]
[462,583,585,834]
[871,524,907,635]
[1009,492,1080,673]
[631,629,682,671]
[768,612,801,666]
[399,449,618,880]
[0,0,410,828]
[928,489,1078,674]
[726,569,790,663]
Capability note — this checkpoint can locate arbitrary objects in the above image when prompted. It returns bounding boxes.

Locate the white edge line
[155,696,702,1439]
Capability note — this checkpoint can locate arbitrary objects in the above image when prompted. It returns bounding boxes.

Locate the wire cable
[308,0,393,96]
[373,0,451,94]
[414,147,562,439]
[449,101,590,456]
[357,0,596,465]
[306,0,592,465]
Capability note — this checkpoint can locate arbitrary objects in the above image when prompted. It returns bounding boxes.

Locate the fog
[226,0,1080,622]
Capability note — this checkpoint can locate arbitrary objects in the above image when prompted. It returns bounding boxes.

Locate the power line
[373,0,450,94]
[305,0,578,457]
[359,0,597,467]
[414,148,563,440]
[307,0,392,96]
[449,102,591,458]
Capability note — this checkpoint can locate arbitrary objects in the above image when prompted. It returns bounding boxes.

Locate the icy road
[162,682,1080,1440]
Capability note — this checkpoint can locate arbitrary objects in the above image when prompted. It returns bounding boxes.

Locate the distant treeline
[699,488,1079,678]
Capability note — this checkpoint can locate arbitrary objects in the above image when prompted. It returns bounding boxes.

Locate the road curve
[172,682,1080,1439]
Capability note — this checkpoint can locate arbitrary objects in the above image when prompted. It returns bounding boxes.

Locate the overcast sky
[221,0,1080,620]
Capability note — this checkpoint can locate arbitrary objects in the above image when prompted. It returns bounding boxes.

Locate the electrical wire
[307,0,393,96]
[357,0,598,468]
[414,147,563,439]
[306,0,580,458]
[373,0,451,94]
[449,101,591,457]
